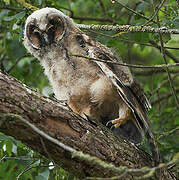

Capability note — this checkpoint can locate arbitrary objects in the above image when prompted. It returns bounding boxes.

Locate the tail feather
[145,129,160,165]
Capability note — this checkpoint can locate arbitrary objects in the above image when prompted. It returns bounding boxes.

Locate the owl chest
[44,56,100,100]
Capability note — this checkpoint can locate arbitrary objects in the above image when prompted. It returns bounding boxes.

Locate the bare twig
[17,159,37,180]
[73,16,113,23]
[3,157,38,161]
[111,0,157,24]
[143,0,166,26]
[133,69,179,76]
[151,73,179,95]
[0,6,23,12]
[157,126,179,141]
[7,56,29,73]
[149,40,179,63]
[151,88,179,105]
[0,155,7,162]
[99,0,107,16]
[71,54,179,69]
[156,12,179,108]
[176,0,179,8]
[17,163,54,180]
[88,30,179,51]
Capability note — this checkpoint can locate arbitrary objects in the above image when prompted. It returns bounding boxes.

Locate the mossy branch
[16,1,179,35]
[1,112,179,180]
[77,24,179,35]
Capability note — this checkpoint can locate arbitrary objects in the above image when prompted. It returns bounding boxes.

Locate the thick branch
[0,72,175,179]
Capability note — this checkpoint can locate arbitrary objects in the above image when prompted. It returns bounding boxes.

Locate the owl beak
[39,25,55,46]
[42,33,50,45]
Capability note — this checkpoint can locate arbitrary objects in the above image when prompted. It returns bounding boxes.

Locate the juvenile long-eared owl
[24,8,160,164]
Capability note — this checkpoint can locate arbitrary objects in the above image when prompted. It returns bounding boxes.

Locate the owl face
[24,8,73,52]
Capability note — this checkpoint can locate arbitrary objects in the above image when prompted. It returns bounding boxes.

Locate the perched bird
[24,8,160,164]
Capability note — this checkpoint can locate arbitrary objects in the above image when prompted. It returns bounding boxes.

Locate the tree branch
[0,72,176,179]
[77,24,179,34]
[15,1,179,35]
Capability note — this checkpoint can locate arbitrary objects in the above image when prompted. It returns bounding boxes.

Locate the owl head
[24,8,77,58]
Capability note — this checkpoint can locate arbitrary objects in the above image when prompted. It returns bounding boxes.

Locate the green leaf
[132,32,149,43]
[136,2,148,12]
[15,11,26,20]
[0,133,18,145]
[8,39,26,60]
[3,16,15,21]
[173,16,179,28]
[162,34,171,43]
[3,0,10,4]
[35,169,50,180]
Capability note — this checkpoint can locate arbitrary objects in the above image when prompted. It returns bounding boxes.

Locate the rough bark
[0,72,175,179]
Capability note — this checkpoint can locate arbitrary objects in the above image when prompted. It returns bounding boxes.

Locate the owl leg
[106,108,132,129]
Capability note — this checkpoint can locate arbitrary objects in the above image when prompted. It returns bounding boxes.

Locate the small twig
[157,126,179,141]
[149,40,179,63]
[73,16,113,23]
[40,137,61,169]
[143,0,166,26]
[17,163,54,180]
[7,56,29,73]
[58,6,74,17]
[111,0,157,24]
[0,6,22,12]
[17,159,37,180]
[3,156,38,161]
[176,0,179,8]
[151,73,179,95]
[156,12,179,108]
[134,69,179,76]
[0,155,7,162]
[88,30,179,51]
[70,54,179,69]
[99,0,107,16]
[164,47,179,50]
[151,88,179,105]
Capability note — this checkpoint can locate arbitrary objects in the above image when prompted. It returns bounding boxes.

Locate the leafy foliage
[0,0,179,179]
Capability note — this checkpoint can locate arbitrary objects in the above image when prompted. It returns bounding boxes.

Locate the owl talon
[110,125,115,130]
[106,118,125,129]
[106,120,113,127]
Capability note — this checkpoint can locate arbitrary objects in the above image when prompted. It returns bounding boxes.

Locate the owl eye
[49,18,56,26]
[26,23,42,50]
[29,24,36,33]
[47,15,65,42]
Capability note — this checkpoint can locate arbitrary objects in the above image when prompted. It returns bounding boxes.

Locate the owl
[24,8,159,164]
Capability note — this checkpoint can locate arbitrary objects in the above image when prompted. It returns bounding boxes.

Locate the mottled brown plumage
[24,8,160,164]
